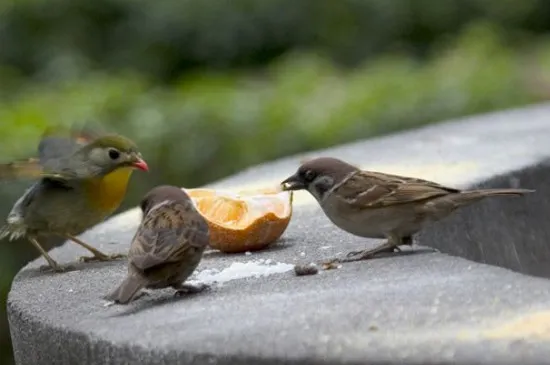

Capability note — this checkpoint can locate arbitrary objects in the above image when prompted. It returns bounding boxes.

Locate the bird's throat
[84,167,134,214]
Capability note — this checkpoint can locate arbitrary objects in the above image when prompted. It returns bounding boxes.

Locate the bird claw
[323,244,399,267]
[79,253,127,263]
[320,260,342,270]
[174,283,210,297]
[39,263,75,273]
[346,250,363,258]
[134,291,150,300]
[345,244,400,260]
[342,251,375,262]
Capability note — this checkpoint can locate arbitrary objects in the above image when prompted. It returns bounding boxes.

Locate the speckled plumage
[282,157,534,263]
[105,185,210,304]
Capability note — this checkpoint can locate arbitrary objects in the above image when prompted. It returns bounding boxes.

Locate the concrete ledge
[8,104,550,364]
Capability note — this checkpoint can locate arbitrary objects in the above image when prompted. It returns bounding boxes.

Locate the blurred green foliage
[1,23,549,185]
[1,0,550,80]
[2,0,550,364]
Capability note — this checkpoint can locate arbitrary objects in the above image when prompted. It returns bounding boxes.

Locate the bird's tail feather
[459,188,534,202]
[426,188,533,219]
[0,226,8,240]
[444,188,533,209]
[0,225,15,241]
[471,188,534,196]
[104,275,146,304]
[0,224,25,241]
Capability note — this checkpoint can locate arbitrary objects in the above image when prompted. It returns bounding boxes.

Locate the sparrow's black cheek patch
[316,184,329,195]
[313,180,332,197]
[312,175,335,196]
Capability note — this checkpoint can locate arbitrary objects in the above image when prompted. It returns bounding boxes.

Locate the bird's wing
[129,200,209,271]
[0,121,104,181]
[0,158,44,180]
[335,170,461,209]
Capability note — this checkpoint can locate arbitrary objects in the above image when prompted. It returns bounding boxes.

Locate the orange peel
[185,186,293,253]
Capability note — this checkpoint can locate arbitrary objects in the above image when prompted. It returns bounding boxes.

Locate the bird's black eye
[303,170,316,182]
[108,148,120,160]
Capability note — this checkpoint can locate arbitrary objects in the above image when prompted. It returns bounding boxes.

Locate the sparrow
[0,124,149,272]
[281,157,534,263]
[105,185,210,304]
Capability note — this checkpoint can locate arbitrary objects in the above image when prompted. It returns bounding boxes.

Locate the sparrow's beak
[131,154,149,171]
[281,174,306,191]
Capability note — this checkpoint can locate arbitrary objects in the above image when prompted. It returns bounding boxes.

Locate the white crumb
[299,252,306,257]
[103,300,115,307]
[272,184,284,193]
[189,260,294,286]
[245,251,252,256]
[319,246,332,250]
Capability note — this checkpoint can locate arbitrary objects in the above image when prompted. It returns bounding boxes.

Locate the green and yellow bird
[0,124,149,272]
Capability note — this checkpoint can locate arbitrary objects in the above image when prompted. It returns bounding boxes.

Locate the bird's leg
[63,234,126,263]
[172,282,210,297]
[345,234,406,258]
[28,236,68,273]
[402,235,413,252]
[133,291,150,301]
[346,244,400,258]
[400,236,438,253]
[340,234,403,263]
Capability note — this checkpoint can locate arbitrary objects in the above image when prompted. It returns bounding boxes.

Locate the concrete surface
[8,104,550,365]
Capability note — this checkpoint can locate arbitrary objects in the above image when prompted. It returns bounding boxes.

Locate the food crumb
[294,263,319,276]
[321,261,341,271]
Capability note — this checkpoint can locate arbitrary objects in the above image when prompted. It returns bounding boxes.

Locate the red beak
[132,159,149,171]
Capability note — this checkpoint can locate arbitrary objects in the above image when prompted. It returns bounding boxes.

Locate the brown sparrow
[281,157,534,263]
[105,185,210,304]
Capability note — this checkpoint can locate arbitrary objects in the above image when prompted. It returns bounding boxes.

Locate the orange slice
[185,186,293,253]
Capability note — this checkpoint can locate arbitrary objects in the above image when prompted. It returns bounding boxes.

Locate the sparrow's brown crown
[298,157,357,180]
[140,185,190,214]
[282,157,358,191]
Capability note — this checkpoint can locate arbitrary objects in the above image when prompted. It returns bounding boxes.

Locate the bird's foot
[346,250,363,258]
[133,291,150,301]
[79,253,127,263]
[340,250,376,263]
[345,245,400,259]
[320,259,342,271]
[321,242,402,268]
[341,245,399,263]
[39,263,76,273]
[174,283,210,297]
[346,245,401,258]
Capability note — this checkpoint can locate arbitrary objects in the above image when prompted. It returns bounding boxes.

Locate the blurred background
[1,0,550,362]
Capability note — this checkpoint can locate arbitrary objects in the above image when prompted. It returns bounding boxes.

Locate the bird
[0,124,149,272]
[105,185,210,304]
[281,157,534,263]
